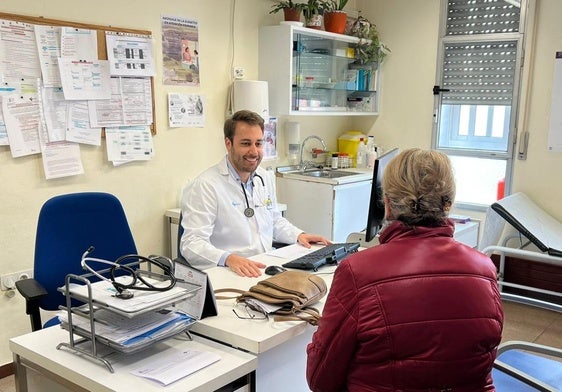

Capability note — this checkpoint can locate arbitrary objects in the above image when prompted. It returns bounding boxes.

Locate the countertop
[277,167,373,185]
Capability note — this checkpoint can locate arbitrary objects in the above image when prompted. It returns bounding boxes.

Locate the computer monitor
[364,148,400,243]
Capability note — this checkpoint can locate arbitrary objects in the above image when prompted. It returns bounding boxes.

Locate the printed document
[130,348,220,386]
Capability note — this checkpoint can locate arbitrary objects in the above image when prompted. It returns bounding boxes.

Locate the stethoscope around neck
[240,174,265,218]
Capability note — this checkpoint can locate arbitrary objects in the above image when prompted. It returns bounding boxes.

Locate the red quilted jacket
[307,219,504,392]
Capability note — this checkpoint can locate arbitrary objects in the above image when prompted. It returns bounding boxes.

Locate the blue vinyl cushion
[493,349,562,391]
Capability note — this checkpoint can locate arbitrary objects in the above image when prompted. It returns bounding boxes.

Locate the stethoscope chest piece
[240,175,264,219]
[116,289,134,299]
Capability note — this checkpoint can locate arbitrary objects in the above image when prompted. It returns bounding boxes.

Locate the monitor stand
[346,231,380,248]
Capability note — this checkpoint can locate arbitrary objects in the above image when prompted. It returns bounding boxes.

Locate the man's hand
[225,254,266,277]
[297,233,331,249]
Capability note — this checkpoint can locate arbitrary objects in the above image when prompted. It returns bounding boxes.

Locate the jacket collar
[379,219,455,244]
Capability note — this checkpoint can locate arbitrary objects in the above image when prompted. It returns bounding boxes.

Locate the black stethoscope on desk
[81,246,176,299]
[240,173,265,218]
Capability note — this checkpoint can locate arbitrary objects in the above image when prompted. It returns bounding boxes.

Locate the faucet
[299,135,328,171]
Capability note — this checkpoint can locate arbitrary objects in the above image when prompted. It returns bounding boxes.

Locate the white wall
[0,0,358,365]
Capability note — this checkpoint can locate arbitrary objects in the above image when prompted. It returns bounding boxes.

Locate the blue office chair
[16,192,137,331]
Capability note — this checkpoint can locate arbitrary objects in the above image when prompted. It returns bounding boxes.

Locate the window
[433,0,529,208]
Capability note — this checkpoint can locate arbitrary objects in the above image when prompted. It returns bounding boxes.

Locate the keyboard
[282,242,360,271]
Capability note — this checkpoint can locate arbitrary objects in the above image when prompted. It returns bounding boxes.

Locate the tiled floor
[0,301,561,392]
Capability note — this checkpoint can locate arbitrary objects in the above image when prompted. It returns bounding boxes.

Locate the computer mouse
[264,265,287,276]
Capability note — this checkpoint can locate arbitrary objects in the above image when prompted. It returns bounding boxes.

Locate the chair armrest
[498,340,562,357]
[493,360,554,391]
[272,241,291,249]
[15,278,47,332]
[15,278,47,300]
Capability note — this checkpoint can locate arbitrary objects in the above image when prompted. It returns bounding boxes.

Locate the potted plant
[269,1,305,22]
[348,16,390,65]
[322,0,349,34]
[302,0,324,30]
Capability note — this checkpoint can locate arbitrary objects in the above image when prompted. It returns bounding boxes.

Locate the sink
[298,169,358,178]
[276,165,367,181]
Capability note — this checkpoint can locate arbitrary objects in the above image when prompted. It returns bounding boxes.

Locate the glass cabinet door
[292,32,377,113]
[259,25,380,116]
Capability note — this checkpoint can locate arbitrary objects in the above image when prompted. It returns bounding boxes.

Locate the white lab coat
[180,156,303,270]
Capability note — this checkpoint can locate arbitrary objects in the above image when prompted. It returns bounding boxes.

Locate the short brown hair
[382,148,455,226]
[224,110,264,140]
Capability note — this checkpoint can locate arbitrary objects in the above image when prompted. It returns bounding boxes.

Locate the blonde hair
[382,148,455,226]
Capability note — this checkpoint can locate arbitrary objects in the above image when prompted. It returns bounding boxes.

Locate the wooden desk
[10,327,257,392]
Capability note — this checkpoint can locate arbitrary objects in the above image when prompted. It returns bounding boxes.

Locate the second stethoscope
[80,246,176,299]
[240,173,265,218]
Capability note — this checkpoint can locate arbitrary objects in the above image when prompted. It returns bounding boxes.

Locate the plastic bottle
[356,138,367,168]
[366,136,378,169]
[331,153,339,169]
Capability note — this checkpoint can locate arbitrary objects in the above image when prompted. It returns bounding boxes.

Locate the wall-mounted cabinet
[259,24,380,116]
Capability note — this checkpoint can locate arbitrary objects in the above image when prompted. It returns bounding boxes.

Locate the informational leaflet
[60,27,98,59]
[34,25,62,87]
[0,19,42,81]
[548,51,562,152]
[168,93,204,127]
[2,93,42,158]
[105,31,156,77]
[41,141,84,180]
[88,76,153,128]
[105,126,154,165]
[66,101,102,146]
[40,86,67,142]
[173,262,207,319]
[58,58,111,100]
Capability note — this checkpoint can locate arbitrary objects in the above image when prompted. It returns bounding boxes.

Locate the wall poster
[161,15,200,86]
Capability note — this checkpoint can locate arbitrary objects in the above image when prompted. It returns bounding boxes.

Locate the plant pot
[305,13,323,30]
[324,11,347,34]
[283,7,301,22]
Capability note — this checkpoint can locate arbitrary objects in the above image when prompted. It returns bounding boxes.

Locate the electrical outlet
[233,66,245,80]
[0,269,33,291]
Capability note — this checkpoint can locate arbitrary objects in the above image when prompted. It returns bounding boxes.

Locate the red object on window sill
[497,178,505,200]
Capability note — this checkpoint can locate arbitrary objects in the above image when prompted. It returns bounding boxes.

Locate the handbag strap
[214,288,322,326]
[213,288,245,300]
[273,307,321,326]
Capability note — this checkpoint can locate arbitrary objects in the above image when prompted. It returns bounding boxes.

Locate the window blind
[446,0,521,36]
[442,40,518,105]
[442,1,521,105]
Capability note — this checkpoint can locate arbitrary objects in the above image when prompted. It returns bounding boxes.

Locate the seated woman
[307,148,504,392]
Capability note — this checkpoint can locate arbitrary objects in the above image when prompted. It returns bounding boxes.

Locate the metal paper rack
[56,270,200,372]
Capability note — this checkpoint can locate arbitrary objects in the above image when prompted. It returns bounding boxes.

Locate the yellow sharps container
[338,131,368,167]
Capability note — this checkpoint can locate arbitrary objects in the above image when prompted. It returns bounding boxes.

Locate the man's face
[226,122,264,179]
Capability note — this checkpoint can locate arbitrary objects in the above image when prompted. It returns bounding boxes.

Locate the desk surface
[191,244,335,354]
[10,327,257,392]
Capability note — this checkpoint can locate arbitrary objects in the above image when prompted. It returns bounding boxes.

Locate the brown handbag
[215,270,327,325]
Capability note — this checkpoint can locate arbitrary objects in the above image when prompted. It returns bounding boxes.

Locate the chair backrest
[177,211,186,262]
[34,192,137,312]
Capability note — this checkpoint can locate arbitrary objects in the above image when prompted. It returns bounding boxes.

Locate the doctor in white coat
[180,110,329,277]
